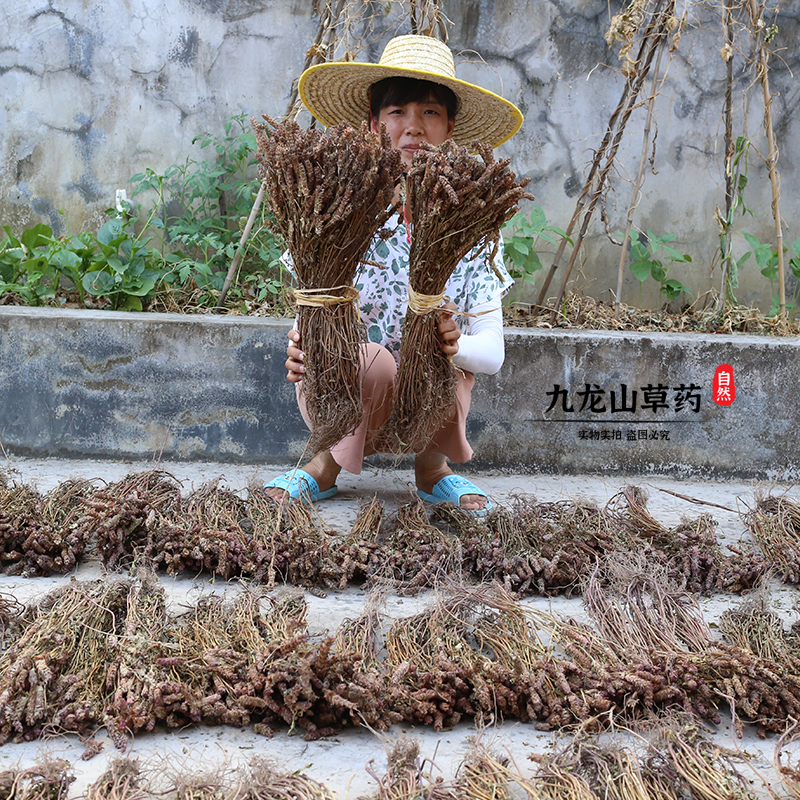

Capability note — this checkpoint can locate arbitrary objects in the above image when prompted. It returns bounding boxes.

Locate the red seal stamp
[713,364,735,406]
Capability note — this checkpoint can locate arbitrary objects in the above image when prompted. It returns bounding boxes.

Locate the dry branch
[746,0,785,318]
[549,0,677,315]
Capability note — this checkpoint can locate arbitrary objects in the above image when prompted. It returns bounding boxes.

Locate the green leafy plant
[1,223,60,305]
[739,233,800,317]
[1,115,289,313]
[628,229,692,304]
[1,213,167,311]
[502,206,571,304]
[129,113,287,310]
[80,214,166,310]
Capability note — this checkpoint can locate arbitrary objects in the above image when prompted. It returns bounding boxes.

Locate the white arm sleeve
[451,299,505,375]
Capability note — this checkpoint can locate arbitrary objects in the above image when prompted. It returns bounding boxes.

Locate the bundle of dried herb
[376,140,532,454]
[145,479,255,579]
[245,758,338,800]
[441,497,610,597]
[746,494,800,582]
[0,478,92,577]
[0,579,130,743]
[78,470,182,570]
[84,759,148,800]
[106,573,169,744]
[254,117,402,453]
[365,499,464,594]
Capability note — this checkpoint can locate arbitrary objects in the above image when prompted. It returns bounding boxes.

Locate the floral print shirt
[282,213,513,364]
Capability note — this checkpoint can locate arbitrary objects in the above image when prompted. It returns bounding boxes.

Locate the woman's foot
[414,451,488,512]
[265,450,342,503]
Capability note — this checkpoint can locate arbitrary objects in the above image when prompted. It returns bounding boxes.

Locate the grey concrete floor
[1,456,799,797]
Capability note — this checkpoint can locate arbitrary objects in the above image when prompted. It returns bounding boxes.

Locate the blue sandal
[417,474,493,516]
[264,469,338,504]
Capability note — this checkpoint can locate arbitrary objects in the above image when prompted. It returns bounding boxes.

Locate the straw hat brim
[298,61,523,149]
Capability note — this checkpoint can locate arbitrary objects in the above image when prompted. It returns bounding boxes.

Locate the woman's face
[376,97,455,168]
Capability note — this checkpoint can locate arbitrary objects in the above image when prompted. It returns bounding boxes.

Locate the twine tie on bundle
[407,285,498,319]
[293,285,360,307]
[407,285,447,316]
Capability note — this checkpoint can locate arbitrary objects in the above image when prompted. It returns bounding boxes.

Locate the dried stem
[536,0,664,307]
[746,0,785,318]
[614,41,666,314]
[716,0,737,318]
[552,0,674,317]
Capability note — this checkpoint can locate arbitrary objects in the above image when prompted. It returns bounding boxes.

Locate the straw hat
[298,35,523,148]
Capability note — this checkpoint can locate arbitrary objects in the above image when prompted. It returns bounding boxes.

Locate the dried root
[367,739,460,800]
[605,486,767,593]
[443,497,611,597]
[365,500,464,594]
[0,481,42,573]
[0,470,771,598]
[326,496,385,588]
[528,726,758,800]
[775,723,800,800]
[376,141,532,455]
[171,766,241,800]
[84,759,148,800]
[254,117,402,454]
[77,471,182,570]
[145,480,254,579]
[246,492,345,589]
[746,494,800,583]
[0,591,24,653]
[0,580,130,744]
[719,581,799,662]
[558,565,800,737]
[105,572,169,745]
[6,758,74,800]
[662,727,757,800]
[0,478,92,576]
[245,756,337,800]
[455,744,513,800]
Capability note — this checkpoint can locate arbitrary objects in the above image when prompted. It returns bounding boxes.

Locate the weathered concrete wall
[1,307,797,480]
[1,1,798,309]
[0,307,306,462]
[469,327,800,480]
[0,1,316,233]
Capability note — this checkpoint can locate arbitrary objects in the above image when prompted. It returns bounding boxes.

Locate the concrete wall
[1,307,797,480]
[1,0,798,309]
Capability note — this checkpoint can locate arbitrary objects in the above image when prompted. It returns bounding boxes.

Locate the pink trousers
[296,342,475,475]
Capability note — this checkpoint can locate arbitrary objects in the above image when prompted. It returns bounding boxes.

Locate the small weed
[739,233,800,318]
[502,205,571,304]
[628,229,692,305]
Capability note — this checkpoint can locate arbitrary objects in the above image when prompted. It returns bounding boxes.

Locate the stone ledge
[1,306,797,479]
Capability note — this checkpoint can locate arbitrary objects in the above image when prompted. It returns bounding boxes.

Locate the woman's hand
[285,329,305,383]
[437,301,460,356]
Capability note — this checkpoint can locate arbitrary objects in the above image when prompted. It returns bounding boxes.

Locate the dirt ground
[1,455,798,797]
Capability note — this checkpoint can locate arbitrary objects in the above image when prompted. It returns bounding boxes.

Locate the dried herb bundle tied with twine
[253,117,402,453]
[376,140,532,454]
